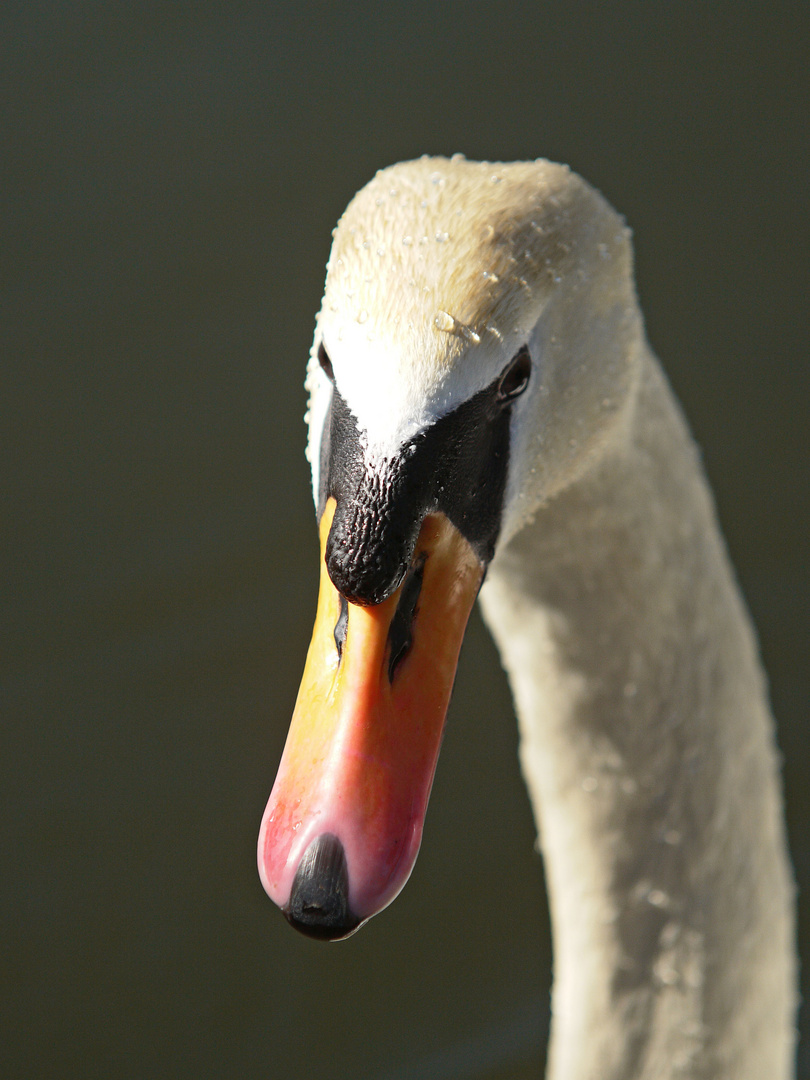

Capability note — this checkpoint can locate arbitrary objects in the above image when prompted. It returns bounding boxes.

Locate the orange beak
[258,498,484,937]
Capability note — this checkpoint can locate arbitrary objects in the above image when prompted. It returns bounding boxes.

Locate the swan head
[308,156,643,549]
[259,157,644,938]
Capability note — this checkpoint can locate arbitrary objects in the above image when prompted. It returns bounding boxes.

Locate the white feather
[307,157,797,1079]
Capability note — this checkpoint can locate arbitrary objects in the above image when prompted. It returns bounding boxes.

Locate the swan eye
[496,347,531,403]
[318,342,335,383]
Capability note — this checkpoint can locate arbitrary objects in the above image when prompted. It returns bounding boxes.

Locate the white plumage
[303,157,797,1078]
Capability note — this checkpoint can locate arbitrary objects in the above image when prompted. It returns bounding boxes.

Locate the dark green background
[4,3,807,1077]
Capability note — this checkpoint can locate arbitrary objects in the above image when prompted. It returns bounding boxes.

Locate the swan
[257,156,796,1079]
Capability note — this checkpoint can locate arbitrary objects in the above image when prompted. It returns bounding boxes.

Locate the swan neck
[480,353,796,1079]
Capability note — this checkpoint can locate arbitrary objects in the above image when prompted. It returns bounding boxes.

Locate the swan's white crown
[307,156,644,543]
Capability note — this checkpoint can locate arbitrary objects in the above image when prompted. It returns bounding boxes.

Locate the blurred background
[4,3,807,1077]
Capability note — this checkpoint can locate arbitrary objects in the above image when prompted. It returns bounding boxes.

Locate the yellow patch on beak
[258,498,484,930]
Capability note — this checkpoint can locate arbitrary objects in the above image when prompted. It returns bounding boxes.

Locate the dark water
[4,4,807,1077]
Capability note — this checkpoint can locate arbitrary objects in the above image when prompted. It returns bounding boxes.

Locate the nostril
[387,554,426,683]
[334,594,349,659]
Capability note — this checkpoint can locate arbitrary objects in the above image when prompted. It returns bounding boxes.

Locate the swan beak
[258,498,484,939]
